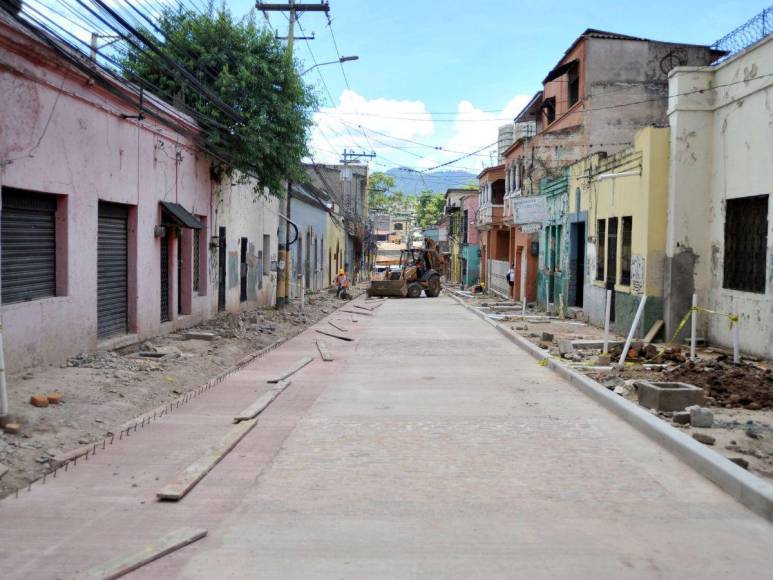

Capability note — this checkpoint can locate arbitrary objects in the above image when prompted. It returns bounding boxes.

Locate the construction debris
[692,432,716,446]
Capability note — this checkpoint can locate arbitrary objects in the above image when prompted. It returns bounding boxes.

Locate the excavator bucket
[367,278,408,298]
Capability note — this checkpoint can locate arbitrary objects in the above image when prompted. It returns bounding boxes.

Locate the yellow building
[326,208,347,289]
[567,126,669,335]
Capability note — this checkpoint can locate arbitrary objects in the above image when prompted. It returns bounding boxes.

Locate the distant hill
[385,167,477,196]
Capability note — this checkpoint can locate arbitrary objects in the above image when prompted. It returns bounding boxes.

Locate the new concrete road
[1,296,772,579]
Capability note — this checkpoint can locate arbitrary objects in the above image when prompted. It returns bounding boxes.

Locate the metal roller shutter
[1,188,57,304]
[160,228,170,322]
[97,202,129,338]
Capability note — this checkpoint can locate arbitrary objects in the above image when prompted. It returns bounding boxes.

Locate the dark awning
[160,201,202,229]
[543,59,579,83]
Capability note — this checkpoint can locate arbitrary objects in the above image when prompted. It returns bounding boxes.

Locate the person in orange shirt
[335,268,349,299]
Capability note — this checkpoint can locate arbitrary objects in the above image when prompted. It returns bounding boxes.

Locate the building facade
[665,34,773,357]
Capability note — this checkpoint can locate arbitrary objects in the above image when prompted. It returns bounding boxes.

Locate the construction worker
[335,268,349,299]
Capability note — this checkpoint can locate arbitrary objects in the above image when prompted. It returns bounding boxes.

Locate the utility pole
[257,1,329,306]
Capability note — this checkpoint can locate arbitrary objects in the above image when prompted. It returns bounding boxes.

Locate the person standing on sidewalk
[336,269,349,299]
[506,264,516,295]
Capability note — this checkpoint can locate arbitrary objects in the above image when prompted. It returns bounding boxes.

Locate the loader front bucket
[367,279,408,298]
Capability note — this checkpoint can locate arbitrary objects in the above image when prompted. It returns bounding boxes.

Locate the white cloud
[309,90,435,165]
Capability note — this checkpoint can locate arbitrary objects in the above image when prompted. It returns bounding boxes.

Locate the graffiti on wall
[631,255,645,294]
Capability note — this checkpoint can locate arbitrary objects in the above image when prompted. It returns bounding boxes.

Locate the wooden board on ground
[353,304,376,312]
[157,419,258,501]
[233,380,291,423]
[342,309,372,316]
[74,527,207,579]
[316,340,334,361]
[316,329,354,342]
[329,321,348,332]
[643,320,664,344]
[267,356,313,383]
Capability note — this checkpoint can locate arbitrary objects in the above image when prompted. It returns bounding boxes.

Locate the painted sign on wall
[513,195,548,224]
[631,255,645,294]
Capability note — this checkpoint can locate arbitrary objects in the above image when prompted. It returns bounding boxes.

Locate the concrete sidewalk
[1,296,772,579]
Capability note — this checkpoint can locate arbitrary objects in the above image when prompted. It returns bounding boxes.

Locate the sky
[30,0,773,178]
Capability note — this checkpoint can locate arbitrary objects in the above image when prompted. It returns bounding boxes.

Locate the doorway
[240,237,248,302]
[569,221,585,307]
[218,227,226,312]
[97,202,129,338]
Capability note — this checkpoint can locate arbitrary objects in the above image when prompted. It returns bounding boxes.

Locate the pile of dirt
[607,359,773,410]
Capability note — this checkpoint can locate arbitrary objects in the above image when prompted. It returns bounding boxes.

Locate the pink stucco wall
[463,194,479,245]
[0,21,213,371]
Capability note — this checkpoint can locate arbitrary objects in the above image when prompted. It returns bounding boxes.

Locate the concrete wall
[666,35,773,357]
[326,212,346,288]
[289,195,328,296]
[210,179,278,312]
[0,22,213,371]
[536,172,569,311]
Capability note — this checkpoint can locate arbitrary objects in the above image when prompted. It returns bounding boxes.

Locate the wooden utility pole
[257,1,329,306]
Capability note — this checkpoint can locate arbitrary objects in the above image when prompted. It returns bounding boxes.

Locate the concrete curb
[448,292,773,523]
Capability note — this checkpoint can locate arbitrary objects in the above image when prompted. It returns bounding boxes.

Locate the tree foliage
[120,4,316,196]
[415,191,446,228]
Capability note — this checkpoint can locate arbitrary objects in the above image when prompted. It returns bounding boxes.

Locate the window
[193,228,200,293]
[607,217,618,285]
[394,223,403,231]
[568,62,580,107]
[542,97,556,125]
[462,210,469,245]
[620,217,632,286]
[724,195,768,293]
[1,188,58,304]
[596,219,605,281]
[263,234,270,275]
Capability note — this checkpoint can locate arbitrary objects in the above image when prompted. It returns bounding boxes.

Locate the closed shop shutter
[1,188,57,304]
[160,228,170,322]
[97,202,129,338]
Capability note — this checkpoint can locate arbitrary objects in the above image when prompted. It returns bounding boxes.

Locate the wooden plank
[352,304,376,312]
[157,419,258,501]
[74,527,207,579]
[342,309,372,316]
[315,329,354,342]
[233,380,291,423]
[266,356,313,383]
[315,340,334,361]
[642,320,664,344]
[329,321,349,332]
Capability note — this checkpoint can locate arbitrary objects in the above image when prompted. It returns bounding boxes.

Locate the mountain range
[384,168,477,196]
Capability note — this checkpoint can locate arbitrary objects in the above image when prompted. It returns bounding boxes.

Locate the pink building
[462,193,479,246]
[0,16,213,371]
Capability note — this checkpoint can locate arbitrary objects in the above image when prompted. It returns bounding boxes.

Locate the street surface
[1,296,772,579]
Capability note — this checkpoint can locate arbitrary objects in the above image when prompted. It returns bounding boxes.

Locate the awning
[160,201,202,229]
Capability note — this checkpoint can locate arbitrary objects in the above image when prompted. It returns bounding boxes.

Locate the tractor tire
[425,275,441,297]
[407,283,423,298]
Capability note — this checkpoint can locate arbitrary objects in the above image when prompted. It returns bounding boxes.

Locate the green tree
[415,190,446,228]
[120,4,316,196]
[367,172,395,210]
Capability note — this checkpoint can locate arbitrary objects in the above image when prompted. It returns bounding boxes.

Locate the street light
[300,55,359,76]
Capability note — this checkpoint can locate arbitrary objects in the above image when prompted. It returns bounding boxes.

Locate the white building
[665,32,773,358]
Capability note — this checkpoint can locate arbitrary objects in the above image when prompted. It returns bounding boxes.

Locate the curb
[448,292,773,523]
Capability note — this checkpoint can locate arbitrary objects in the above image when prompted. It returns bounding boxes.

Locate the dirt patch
[597,359,773,411]
[0,289,359,498]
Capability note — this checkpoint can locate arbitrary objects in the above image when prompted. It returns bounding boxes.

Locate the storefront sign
[513,195,548,224]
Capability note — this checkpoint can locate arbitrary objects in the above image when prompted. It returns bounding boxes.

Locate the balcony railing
[476,204,504,228]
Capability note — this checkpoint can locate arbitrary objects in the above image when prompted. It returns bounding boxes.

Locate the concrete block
[635,381,705,412]
[184,331,217,341]
[692,432,716,446]
[30,395,49,408]
[673,411,691,424]
[688,405,714,428]
[47,392,63,405]
[3,422,20,434]
[595,354,611,366]
[541,332,554,342]
[558,339,574,356]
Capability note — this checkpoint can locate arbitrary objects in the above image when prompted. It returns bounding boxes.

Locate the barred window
[724,195,768,293]
[596,219,605,281]
[620,217,632,286]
